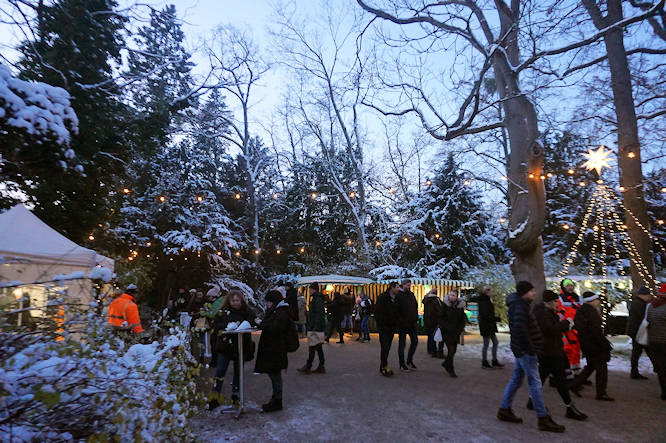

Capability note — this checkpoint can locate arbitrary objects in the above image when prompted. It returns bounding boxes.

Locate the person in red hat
[647,283,666,400]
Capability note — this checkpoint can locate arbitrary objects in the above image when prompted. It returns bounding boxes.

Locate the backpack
[285,317,300,353]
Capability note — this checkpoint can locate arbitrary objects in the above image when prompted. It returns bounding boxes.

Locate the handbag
[635,304,650,346]
[433,327,443,343]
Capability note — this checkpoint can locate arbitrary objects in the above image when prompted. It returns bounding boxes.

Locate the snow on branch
[0,62,78,145]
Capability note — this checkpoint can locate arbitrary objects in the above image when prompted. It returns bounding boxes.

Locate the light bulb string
[557,187,600,279]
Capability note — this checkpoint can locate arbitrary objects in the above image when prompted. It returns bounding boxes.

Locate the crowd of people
[105,277,666,429]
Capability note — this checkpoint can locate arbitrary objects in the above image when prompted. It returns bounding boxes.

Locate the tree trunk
[495,3,547,296]
[584,0,656,290]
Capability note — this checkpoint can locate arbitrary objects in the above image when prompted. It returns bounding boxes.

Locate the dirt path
[192,333,663,442]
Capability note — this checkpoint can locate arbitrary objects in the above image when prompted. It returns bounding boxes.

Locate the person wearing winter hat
[497,281,565,433]
[298,283,327,374]
[254,290,291,412]
[558,278,583,380]
[532,290,587,421]
[570,292,614,401]
[626,285,653,379]
[646,283,666,400]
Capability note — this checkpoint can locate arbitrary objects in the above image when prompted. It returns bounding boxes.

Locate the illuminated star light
[582,145,613,175]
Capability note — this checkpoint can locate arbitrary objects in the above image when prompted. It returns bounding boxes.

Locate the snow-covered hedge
[0,299,199,442]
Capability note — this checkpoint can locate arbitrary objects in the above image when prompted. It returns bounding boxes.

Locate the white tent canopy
[296,274,374,287]
[0,204,114,321]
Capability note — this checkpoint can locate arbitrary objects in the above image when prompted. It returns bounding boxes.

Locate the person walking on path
[298,283,327,374]
[397,279,419,371]
[646,283,666,400]
[497,281,565,433]
[341,290,354,335]
[439,290,466,377]
[296,291,307,338]
[107,284,144,334]
[558,279,582,379]
[325,291,345,344]
[626,285,653,380]
[359,290,373,342]
[375,282,401,377]
[208,289,256,410]
[423,288,444,358]
[254,290,291,413]
[532,290,587,421]
[470,285,503,368]
[570,292,614,401]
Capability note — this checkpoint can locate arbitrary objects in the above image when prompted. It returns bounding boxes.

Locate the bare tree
[206,25,270,268]
[355,0,664,293]
[273,4,374,258]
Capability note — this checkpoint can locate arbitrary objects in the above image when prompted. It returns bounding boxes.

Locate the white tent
[0,204,114,321]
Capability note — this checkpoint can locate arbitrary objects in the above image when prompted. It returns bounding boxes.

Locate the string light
[299,247,305,253]
[196,195,203,202]
[619,186,625,192]
[661,187,666,193]
[310,192,317,199]
[235,251,241,257]
[375,241,382,247]
[579,181,586,187]
[216,251,222,256]
[88,235,95,240]
[146,242,151,247]
[658,220,664,225]
[254,249,260,255]
[122,188,131,194]
[346,239,353,245]
[463,180,471,186]
[562,224,570,230]
[158,195,166,202]
[499,218,506,224]
[528,174,535,179]
[349,192,356,198]
[403,237,409,243]
[235,193,242,200]
[568,169,575,175]
[273,193,279,199]
[276,249,281,254]
[388,187,395,194]
[434,233,441,238]
[627,152,636,159]
[547,173,553,178]
[425,179,432,186]
[540,175,546,180]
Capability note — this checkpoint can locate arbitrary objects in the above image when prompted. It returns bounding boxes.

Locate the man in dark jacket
[325,292,345,344]
[397,279,419,371]
[298,283,327,374]
[440,291,466,377]
[532,290,587,421]
[375,282,401,377]
[570,292,614,401]
[626,285,652,379]
[497,281,565,433]
[470,285,503,368]
[285,282,299,322]
[423,288,444,358]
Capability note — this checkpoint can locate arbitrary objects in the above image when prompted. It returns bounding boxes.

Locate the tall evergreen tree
[380,153,505,279]
[15,0,128,241]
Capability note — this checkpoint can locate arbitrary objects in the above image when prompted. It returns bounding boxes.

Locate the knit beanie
[543,290,558,302]
[516,281,534,297]
[582,291,599,303]
[265,290,284,305]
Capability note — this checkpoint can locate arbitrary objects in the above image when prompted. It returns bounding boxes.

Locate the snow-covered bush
[0,295,199,442]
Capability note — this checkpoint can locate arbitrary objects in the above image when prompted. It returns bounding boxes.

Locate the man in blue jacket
[497,281,565,433]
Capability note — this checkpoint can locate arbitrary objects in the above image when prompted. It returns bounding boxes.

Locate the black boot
[261,397,283,413]
[297,365,312,374]
[630,371,648,380]
[497,408,522,423]
[565,403,587,421]
[526,398,534,410]
[208,398,220,411]
[436,351,445,359]
[482,360,492,369]
[492,359,504,368]
[231,394,239,407]
[312,365,326,374]
[538,415,565,433]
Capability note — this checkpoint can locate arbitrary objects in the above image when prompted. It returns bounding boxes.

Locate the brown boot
[497,408,523,423]
[538,415,565,433]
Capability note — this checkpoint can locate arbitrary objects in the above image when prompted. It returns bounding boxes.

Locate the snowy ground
[192,332,663,442]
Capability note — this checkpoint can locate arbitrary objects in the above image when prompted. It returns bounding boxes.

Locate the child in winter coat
[208,289,256,410]
[439,291,467,377]
[254,290,291,412]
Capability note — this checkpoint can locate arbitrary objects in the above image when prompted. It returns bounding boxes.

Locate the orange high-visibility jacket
[107,293,144,333]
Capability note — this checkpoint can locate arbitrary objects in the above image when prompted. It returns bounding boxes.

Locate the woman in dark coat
[255,290,291,412]
[208,289,256,410]
[471,285,503,368]
[440,291,467,377]
[422,288,444,358]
